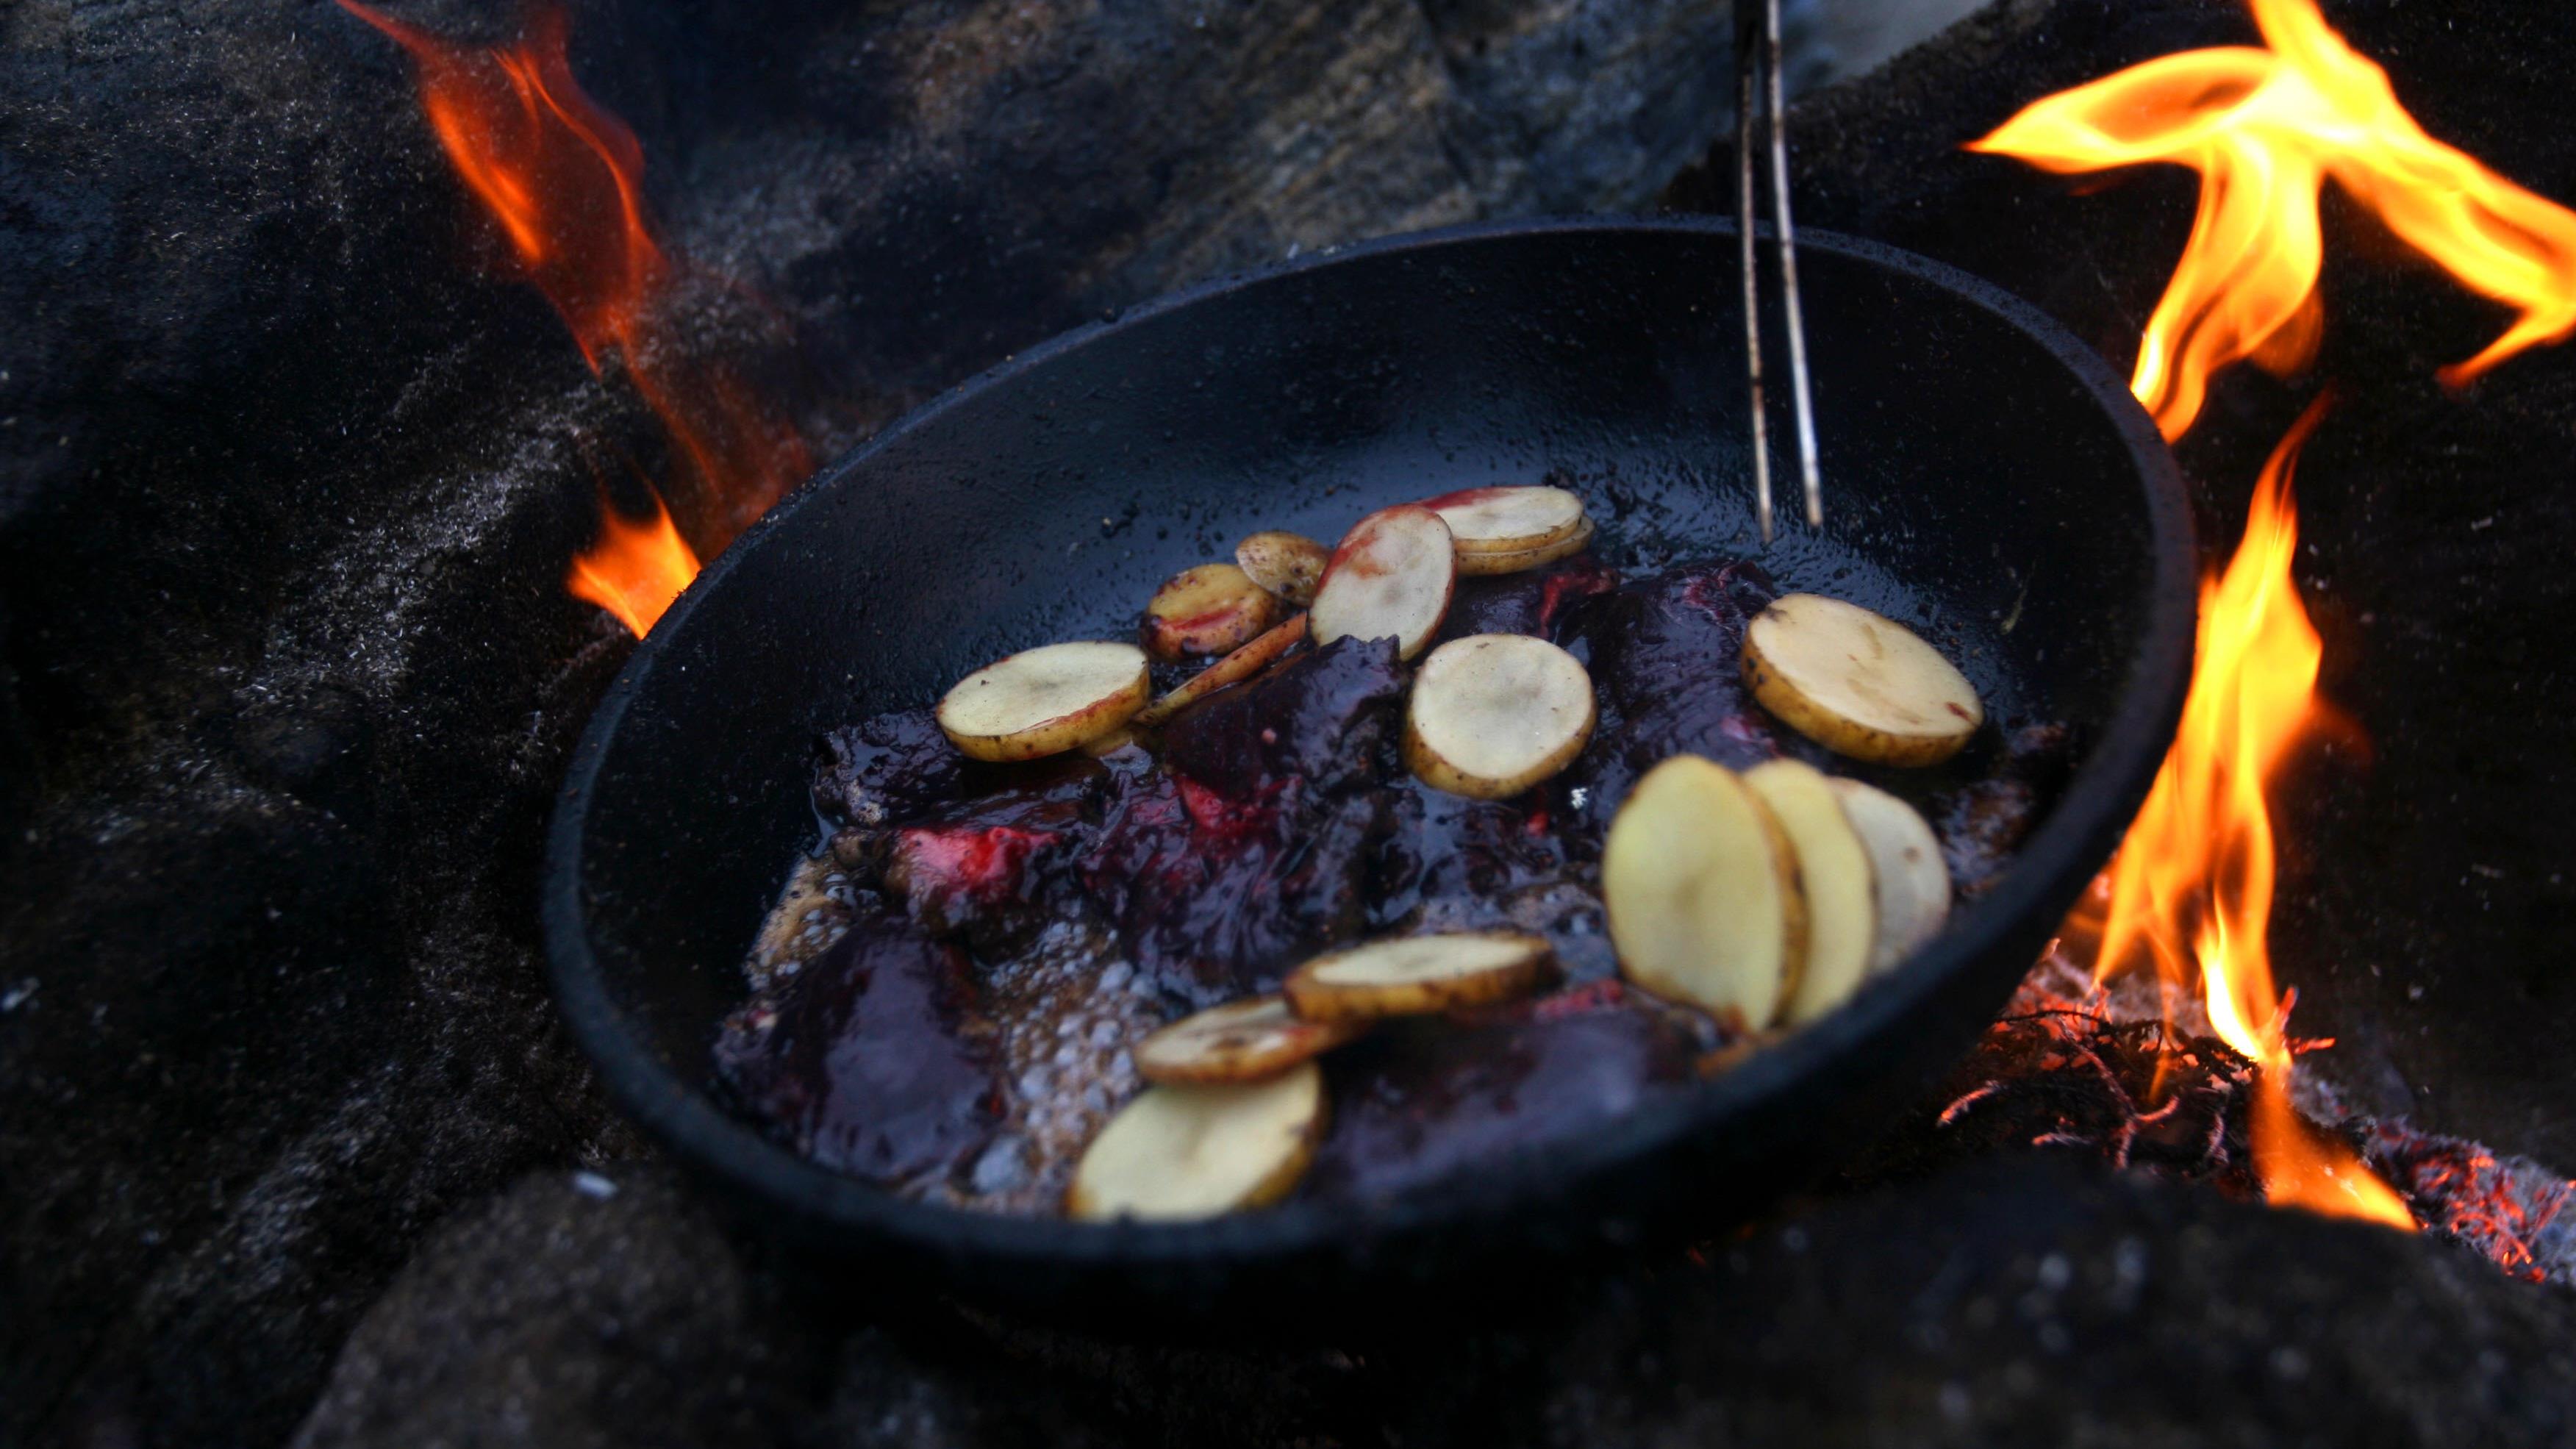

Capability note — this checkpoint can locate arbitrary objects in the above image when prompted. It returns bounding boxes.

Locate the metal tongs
[1735,0,1822,543]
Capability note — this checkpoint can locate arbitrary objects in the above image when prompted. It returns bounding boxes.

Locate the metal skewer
[1736,0,1823,543]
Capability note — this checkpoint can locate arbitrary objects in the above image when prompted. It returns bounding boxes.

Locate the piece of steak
[1432,552,1621,645]
[1555,560,1784,826]
[1083,636,1406,1004]
[1303,992,1702,1203]
[876,756,1109,951]
[715,915,1002,1191]
[1369,781,1617,983]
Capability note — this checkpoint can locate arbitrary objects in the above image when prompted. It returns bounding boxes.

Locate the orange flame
[1971,0,2576,440]
[341,1,807,635]
[565,488,701,638]
[2087,398,2412,1229]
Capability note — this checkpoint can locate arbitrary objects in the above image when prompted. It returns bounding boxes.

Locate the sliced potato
[1308,504,1456,661]
[1453,518,1596,577]
[1830,779,1952,973]
[1742,594,1983,766]
[1135,996,1361,1085]
[1235,530,1330,607]
[937,641,1151,762]
[1131,613,1309,729]
[1143,562,1280,661]
[1284,931,1552,1023]
[1602,755,1808,1031]
[1404,634,1596,799]
[1423,484,1587,554]
[1745,759,1876,1025]
[1065,1064,1325,1222]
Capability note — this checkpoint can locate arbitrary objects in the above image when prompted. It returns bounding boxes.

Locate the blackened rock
[716,917,1000,1191]
[289,1169,810,1449]
[1471,1154,2576,1449]
[222,681,379,826]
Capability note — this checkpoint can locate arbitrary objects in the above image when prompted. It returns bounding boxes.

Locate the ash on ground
[1851,949,2576,1287]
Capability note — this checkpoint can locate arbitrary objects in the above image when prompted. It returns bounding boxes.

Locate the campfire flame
[2082,398,2411,1229]
[565,486,701,640]
[340,1,807,636]
[1970,0,2576,440]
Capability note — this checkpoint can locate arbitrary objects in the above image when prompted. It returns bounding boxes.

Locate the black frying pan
[542,218,2195,1317]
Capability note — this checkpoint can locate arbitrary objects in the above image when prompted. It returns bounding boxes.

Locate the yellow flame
[2086,399,2412,1229]
[344,1,807,636]
[1972,0,2576,440]
[566,490,701,638]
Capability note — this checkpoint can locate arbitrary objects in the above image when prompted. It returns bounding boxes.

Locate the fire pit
[542,215,2193,1309]
[7,0,2576,1443]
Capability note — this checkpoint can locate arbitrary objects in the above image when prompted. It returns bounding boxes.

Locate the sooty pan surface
[543,217,2194,1319]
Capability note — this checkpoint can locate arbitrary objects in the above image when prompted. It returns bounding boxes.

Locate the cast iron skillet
[543,217,2195,1317]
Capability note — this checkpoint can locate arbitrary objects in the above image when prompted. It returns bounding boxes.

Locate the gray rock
[0,1,1763,1442]
[280,1156,2576,1448]
[290,1170,809,1449]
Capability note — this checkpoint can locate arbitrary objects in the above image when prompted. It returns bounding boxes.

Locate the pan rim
[540,214,2197,1276]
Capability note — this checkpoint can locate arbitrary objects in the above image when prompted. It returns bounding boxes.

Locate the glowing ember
[565,488,700,639]
[340,1,807,636]
[2082,399,2411,1230]
[1971,0,2576,440]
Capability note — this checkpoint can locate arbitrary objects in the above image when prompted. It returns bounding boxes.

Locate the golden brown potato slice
[1134,996,1362,1085]
[1742,594,1983,766]
[1064,1064,1325,1222]
[1452,518,1596,577]
[1603,754,1808,1031]
[1424,484,1587,554]
[1283,931,1552,1023]
[1829,779,1953,974]
[1130,613,1309,729]
[1308,505,1456,660]
[1404,633,1596,799]
[1234,530,1330,607]
[1745,759,1876,1025]
[1142,562,1281,661]
[936,641,1151,762]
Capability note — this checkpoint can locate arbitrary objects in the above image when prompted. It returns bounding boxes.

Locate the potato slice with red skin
[936,641,1150,762]
[1830,778,1952,973]
[1742,594,1983,766]
[1453,518,1596,577]
[1135,996,1362,1085]
[1131,613,1308,729]
[1421,484,1587,555]
[1234,531,1330,607]
[1308,505,1456,661]
[1283,931,1551,1023]
[1065,1064,1325,1222]
[1143,562,1280,661]
[1745,759,1876,1025]
[1603,754,1808,1031]
[1404,633,1595,799]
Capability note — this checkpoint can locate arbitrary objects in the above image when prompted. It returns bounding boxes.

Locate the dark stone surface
[1667,0,2576,1178]
[285,1154,2576,1448]
[285,1170,812,1449]
[8,0,2576,1442]
[0,1,1750,1442]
